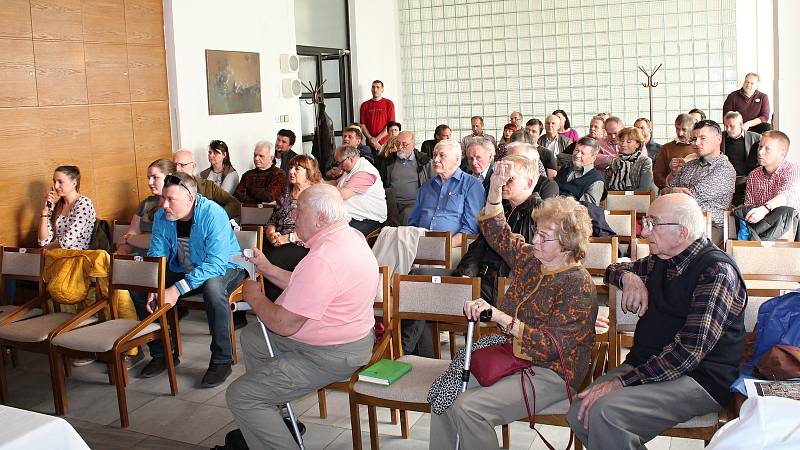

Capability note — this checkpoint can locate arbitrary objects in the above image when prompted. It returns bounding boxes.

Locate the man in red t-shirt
[359,80,395,150]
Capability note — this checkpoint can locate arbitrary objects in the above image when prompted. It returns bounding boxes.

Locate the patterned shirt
[39,195,96,250]
[479,207,597,390]
[268,190,298,235]
[233,166,286,204]
[605,238,746,387]
[744,160,800,210]
[667,154,735,225]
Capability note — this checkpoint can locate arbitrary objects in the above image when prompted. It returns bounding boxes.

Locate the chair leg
[389,408,398,425]
[501,423,510,449]
[0,348,8,404]
[111,357,129,428]
[399,410,409,438]
[10,348,19,368]
[63,357,73,378]
[349,397,363,450]
[171,307,183,357]
[448,331,457,359]
[368,405,380,450]
[230,311,238,365]
[574,437,583,450]
[431,322,441,359]
[317,389,328,419]
[50,352,68,415]
[107,363,115,385]
[161,330,179,396]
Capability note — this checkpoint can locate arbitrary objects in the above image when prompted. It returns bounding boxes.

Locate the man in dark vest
[567,193,747,449]
[555,136,607,206]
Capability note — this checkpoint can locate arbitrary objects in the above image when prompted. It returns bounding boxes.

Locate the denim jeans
[132,267,247,364]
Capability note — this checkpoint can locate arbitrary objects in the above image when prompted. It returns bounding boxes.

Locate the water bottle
[737,218,750,240]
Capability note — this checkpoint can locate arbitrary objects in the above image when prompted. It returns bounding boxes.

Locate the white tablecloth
[0,405,90,450]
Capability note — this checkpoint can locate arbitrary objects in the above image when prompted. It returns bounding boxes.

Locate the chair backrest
[725,240,800,283]
[1,247,43,280]
[583,237,618,276]
[110,254,166,293]
[414,231,452,269]
[702,210,713,238]
[375,266,390,328]
[392,273,480,355]
[632,238,651,260]
[604,210,636,239]
[234,225,263,252]
[111,221,130,245]
[461,233,479,255]
[240,203,275,226]
[603,191,654,214]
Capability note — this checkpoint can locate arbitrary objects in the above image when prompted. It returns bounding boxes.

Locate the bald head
[173,149,197,174]
[296,184,350,241]
[644,193,705,259]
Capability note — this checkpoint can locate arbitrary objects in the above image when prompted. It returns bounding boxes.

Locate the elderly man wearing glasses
[568,193,746,450]
[327,144,387,235]
[375,130,432,225]
[131,172,247,388]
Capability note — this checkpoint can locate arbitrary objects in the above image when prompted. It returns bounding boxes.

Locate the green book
[358,359,412,385]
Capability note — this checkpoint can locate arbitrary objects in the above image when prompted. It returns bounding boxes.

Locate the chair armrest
[0,293,50,326]
[345,332,394,389]
[227,274,262,304]
[113,303,172,349]
[49,298,109,339]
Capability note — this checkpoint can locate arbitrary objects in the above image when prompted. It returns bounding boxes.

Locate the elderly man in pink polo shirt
[223,183,377,450]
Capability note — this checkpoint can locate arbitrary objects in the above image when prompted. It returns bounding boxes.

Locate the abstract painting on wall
[205,50,262,115]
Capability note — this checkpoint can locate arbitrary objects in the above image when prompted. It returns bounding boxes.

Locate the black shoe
[201,362,232,388]
[222,428,249,450]
[139,355,180,378]
[232,311,248,330]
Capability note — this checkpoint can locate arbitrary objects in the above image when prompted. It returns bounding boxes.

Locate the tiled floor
[2,311,706,449]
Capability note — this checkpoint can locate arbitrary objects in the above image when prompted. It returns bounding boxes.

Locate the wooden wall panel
[30,0,83,41]
[132,101,171,200]
[124,0,163,45]
[90,104,138,221]
[38,106,94,200]
[34,41,88,106]
[0,109,45,246]
[128,45,168,101]
[0,39,38,107]
[0,0,33,39]
[85,43,130,103]
[82,0,126,43]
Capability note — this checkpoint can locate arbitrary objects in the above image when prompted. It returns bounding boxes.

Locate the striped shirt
[605,238,746,387]
[744,160,800,210]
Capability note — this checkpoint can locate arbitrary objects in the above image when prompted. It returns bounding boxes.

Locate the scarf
[606,150,642,191]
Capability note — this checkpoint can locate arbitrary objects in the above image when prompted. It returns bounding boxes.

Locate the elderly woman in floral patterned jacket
[429,160,598,450]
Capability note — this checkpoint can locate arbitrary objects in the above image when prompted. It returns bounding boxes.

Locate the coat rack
[639,64,662,122]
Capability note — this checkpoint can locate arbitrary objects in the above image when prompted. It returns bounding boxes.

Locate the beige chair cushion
[0,313,98,343]
[52,319,160,352]
[673,412,719,428]
[353,355,450,404]
[0,306,43,321]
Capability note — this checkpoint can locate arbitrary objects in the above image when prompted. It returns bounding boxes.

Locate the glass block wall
[398,0,738,144]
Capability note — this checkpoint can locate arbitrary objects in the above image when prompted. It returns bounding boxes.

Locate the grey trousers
[566,364,721,450]
[226,322,373,450]
[429,366,567,450]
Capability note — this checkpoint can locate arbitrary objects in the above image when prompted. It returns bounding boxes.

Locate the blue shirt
[407,168,485,234]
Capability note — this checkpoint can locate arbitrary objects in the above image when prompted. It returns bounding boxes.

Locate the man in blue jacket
[134,172,246,387]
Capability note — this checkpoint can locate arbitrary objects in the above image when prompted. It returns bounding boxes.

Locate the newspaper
[744,378,800,401]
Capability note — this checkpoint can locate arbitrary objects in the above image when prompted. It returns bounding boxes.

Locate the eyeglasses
[333,155,351,166]
[641,217,683,232]
[175,161,194,168]
[163,175,192,195]
[531,228,559,243]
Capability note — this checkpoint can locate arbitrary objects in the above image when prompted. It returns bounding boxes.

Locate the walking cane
[455,308,491,450]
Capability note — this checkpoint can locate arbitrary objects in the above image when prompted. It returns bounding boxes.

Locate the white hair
[671,196,706,240]
[432,139,461,159]
[505,142,539,162]
[254,140,274,155]
[303,184,349,226]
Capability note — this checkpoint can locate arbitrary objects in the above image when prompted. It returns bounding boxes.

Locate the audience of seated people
[233,140,287,205]
[200,140,239,194]
[723,110,762,206]
[653,113,698,190]
[555,136,607,206]
[173,149,241,219]
[274,129,299,175]
[606,127,656,193]
[634,117,661,161]
[329,145,387,236]
[375,130,432,224]
[739,130,800,239]
[116,158,176,257]
[39,165,96,250]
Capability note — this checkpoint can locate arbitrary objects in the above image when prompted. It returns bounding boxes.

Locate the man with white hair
[408,139,485,248]
[568,193,747,449]
[465,136,496,194]
[331,145,387,235]
[173,149,240,219]
[505,142,559,199]
[226,184,377,450]
[234,140,287,204]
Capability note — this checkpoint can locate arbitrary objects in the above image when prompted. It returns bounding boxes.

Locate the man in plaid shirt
[742,130,800,226]
[568,193,747,449]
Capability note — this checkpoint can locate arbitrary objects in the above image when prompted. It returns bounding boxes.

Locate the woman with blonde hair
[606,127,656,193]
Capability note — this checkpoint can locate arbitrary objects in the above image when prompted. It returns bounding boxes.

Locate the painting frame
[205,49,262,115]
